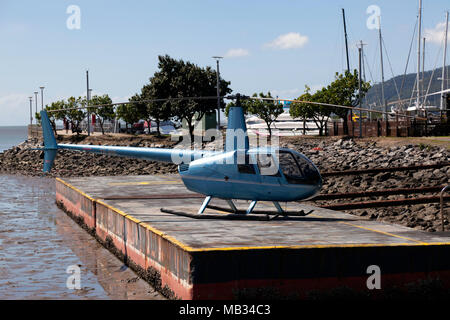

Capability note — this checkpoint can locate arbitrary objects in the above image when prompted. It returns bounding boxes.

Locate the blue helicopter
[40,94,322,215]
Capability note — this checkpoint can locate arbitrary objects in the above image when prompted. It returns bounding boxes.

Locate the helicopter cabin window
[279,151,320,185]
[257,154,280,176]
[237,154,256,174]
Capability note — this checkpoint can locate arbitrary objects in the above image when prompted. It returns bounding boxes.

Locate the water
[0,126,28,152]
[0,174,164,300]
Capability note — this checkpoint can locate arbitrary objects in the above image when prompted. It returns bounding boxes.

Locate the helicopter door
[255,153,282,186]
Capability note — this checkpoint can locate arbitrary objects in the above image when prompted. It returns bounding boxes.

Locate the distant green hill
[364,66,449,110]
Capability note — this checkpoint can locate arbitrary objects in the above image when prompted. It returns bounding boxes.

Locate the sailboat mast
[417,0,422,108]
[378,16,387,120]
[422,37,426,102]
[342,8,350,72]
[441,11,449,111]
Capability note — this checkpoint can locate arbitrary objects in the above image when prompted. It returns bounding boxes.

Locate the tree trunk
[50,120,57,136]
[187,120,195,146]
[266,121,272,137]
[343,115,349,135]
[147,119,152,135]
[100,119,105,135]
[156,120,161,137]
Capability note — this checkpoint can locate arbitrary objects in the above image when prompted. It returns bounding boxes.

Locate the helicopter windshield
[278,151,320,185]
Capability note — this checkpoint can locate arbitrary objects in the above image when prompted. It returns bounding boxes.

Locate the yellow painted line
[188,242,450,252]
[108,180,182,186]
[338,221,429,245]
[309,213,429,245]
[56,177,95,201]
[96,199,129,218]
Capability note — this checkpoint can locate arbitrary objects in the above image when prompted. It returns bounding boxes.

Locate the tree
[245,92,284,137]
[325,70,371,134]
[65,97,86,136]
[290,86,333,136]
[225,92,283,137]
[150,55,232,141]
[35,100,66,136]
[131,80,172,137]
[116,102,140,133]
[87,94,114,135]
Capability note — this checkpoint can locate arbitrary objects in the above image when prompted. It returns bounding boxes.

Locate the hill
[364,65,449,110]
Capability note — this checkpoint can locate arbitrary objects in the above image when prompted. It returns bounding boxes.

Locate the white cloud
[224,48,250,58]
[424,22,450,45]
[264,32,309,50]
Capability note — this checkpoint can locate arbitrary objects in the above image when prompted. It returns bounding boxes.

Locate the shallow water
[0,174,164,300]
[0,126,28,152]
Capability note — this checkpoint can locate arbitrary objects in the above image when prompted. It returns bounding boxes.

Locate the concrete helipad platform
[55,175,450,299]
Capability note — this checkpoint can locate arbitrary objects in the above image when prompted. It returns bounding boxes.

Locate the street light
[212,56,223,131]
[39,86,45,111]
[29,97,33,125]
[34,91,38,125]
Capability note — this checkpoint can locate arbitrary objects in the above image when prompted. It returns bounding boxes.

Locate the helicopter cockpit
[277,150,321,185]
[246,149,322,187]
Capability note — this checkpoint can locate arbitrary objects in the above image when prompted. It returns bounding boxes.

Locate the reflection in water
[0,174,164,300]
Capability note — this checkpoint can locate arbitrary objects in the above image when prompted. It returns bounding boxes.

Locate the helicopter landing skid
[160,196,314,221]
[198,197,286,215]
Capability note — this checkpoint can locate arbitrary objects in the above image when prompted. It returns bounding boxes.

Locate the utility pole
[441,11,449,111]
[378,16,388,121]
[342,8,350,72]
[29,97,33,125]
[417,0,422,109]
[212,56,223,131]
[86,70,90,136]
[34,91,38,125]
[40,86,45,111]
[358,40,365,138]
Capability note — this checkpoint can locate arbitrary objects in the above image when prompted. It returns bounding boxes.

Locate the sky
[1,0,449,126]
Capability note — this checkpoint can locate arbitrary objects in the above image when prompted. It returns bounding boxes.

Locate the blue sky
[1,0,449,125]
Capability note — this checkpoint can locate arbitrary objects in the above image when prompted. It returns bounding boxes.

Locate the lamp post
[29,97,33,125]
[212,56,223,131]
[39,86,45,111]
[34,91,38,125]
[86,70,90,136]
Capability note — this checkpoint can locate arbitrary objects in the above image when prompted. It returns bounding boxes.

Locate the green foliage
[116,103,140,132]
[86,94,114,134]
[65,97,86,135]
[248,92,283,136]
[225,92,283,136]
[35,100,66,135]
[151,55,232,139]
[290,86,333,136]
[324,70,370,133]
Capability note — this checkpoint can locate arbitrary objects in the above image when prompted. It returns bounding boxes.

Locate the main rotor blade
[46,95,226,113]
[248,96,428,120]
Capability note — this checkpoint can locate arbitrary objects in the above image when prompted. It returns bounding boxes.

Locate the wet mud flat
[0,174,164,300]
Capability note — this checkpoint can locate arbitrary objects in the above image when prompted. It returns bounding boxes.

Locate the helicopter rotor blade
[46,95,228,113]
[248,96,425,120]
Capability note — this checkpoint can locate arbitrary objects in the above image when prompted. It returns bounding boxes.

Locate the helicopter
[39,94,323,215]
